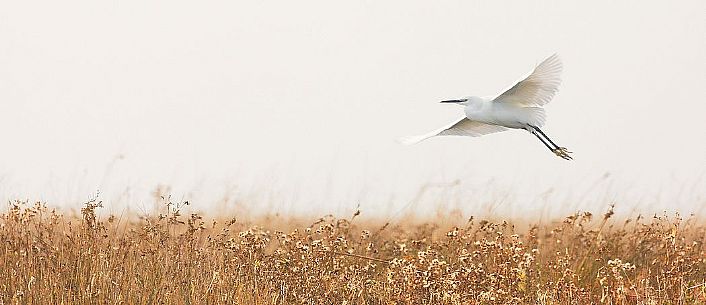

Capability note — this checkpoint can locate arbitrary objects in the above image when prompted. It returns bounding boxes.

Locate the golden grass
[1,198,705,304]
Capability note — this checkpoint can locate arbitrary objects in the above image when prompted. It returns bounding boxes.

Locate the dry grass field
[1,197,705,304]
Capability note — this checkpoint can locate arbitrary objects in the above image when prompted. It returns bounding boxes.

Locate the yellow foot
[553,147,573,160]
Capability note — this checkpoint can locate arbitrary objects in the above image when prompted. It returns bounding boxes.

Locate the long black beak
[440,99,464,103]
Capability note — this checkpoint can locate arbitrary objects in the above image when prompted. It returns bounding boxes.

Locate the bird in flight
[401,54,572,160]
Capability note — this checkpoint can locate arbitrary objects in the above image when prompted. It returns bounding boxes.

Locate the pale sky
[1,1,705,218]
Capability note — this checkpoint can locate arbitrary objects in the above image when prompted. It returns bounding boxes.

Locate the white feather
[493,53,562,107]
[399,117,507,145]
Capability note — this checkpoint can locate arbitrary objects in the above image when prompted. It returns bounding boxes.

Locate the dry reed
[1,199,705,304]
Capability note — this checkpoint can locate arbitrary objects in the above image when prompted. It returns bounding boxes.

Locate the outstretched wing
[399,118,507,145]
[492,53,562,107]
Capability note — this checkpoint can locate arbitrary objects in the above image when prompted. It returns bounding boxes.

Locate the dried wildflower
[0,201,702,304]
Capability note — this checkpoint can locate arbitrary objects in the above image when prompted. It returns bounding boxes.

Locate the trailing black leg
[529,127,555,152]
[532,126,560,149]
[528,125,572,160]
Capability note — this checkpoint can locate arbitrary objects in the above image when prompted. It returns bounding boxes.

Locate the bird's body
[463,97,545,129]
[401,54,572,160]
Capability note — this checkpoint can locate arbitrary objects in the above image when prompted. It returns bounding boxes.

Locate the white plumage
[493,53,562,107]
[401,54,572,160]
[399,118,507,145]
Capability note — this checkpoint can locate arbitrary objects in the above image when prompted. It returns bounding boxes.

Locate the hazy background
[1,1,705,218]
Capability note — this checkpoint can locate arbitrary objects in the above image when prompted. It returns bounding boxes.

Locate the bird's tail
[522,107,547,127]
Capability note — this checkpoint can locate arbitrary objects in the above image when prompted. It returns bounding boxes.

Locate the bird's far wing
[492,53,562,107]
[399,118,507,145]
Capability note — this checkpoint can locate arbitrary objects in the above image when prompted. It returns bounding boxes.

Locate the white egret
[401,53,572,160]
